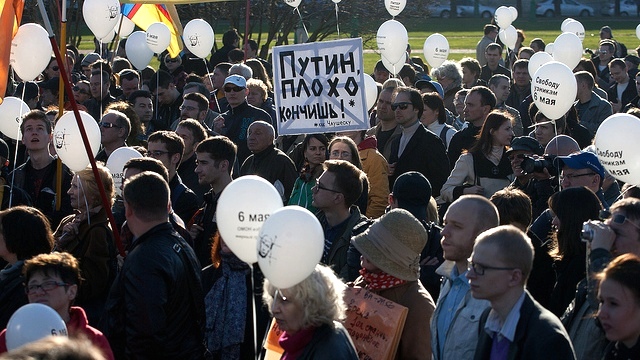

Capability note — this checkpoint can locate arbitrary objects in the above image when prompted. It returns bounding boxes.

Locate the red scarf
[359,268,407,290]
[279,327,316,359]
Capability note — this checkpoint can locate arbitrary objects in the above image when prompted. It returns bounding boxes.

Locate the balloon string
[8,86,27,208]
[250,264,258,360]
[204,59,221,113]
[295,7,309,42]
[335,4,340,38]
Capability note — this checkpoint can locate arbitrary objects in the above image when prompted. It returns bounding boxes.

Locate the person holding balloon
[52,164,116,326]
[0,206,54,329]
[262,264,358,359]
[0,252,114,359]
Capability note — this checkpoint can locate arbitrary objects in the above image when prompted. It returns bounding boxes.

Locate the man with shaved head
[239,121,297,201]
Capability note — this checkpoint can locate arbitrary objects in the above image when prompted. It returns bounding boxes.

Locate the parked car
[430,0,496,18]
[536,0,594,17]
[601,0,637,16]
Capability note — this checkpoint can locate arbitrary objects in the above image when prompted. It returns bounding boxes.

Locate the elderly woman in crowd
[352,208,435,359]
[430,60,463,114]
[246,78,277,126]
[0,206,54,329]
[597,253,640,359]
[263,264,358,359]
[0,252,114,359]
[441,110,514,202]
[53,164,116,324]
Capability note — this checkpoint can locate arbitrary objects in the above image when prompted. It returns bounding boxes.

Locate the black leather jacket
[105,222,206,359]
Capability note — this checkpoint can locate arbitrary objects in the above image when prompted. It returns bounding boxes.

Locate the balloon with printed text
[216,176,283,264]
[6,304,68,351]
[146,22,171,54]
[82,0,120,40]
[563,20,585,42]
[595,114,640,185]
[10,23,52,82]
[385,0,406,17]
[0,97,28,141]
[183,19,215,59]
[257,206,324,289]
[377,20,408,67]
[531,61,576,120]
[106,147,143,196]
[423,33,449,68]
[53,111,101,172]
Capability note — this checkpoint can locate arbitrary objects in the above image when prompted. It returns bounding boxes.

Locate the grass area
[74,16,640,74]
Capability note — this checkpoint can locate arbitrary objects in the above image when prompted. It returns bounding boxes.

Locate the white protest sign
[273,38,369,135]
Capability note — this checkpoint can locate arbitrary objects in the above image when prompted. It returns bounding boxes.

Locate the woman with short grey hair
[431,60,463,114]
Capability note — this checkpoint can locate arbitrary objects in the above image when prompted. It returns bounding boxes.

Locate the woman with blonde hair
[53,164,116,325]
[263,264,357,359]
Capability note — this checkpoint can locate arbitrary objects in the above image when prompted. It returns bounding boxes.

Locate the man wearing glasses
[468,226,576,359]
[312,160,370,281]
[147,131,199,224]
[431,195,498,360]
[556,151,607,205]
[213,75,272,166]
[387,87,450,196]
[95,110,131,163]
[592,40,616,90]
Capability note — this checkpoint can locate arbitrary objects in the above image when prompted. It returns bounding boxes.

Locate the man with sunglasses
[213,75,272,167]
[387,87,450,197]
[468,226,576,360]
[95,110,131,163]
[562,198,640,360]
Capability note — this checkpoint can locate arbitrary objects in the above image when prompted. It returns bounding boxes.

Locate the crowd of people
[0,23,640,360]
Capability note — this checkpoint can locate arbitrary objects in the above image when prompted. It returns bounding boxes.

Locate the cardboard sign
[272,38,369,135]
[344,287,408,360]
[263,320,285,359]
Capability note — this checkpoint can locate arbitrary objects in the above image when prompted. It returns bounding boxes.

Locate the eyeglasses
[507,154,526,162]
[148,150,171,157]
[467,260,516,276]
[72,86,90,95]
[51,66,59,71]
[313,179,341,193]
[599,49,609,55]
[391,102,412,111]
[25,281,70,295]
[179,105,199,112]
[165,59,180,63]
[330,150,351,159]
[224,86,245,93]
[98,122,121,129]
[604,212,640,230]
[559,172,595,182]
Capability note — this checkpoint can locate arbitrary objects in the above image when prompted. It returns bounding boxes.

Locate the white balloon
[498,25,518,50]
[553,32,583,69]
[116,15,135,38]
[384,0,406,17]
[183,19,215,59]
[53,111,101,172]
[216,176,283,264]
[494,6,512,28]
[381,56,404,76]
[363,74,378,112]
[284,0,301,8]
[125,31,154,70]
[82,0,120,40]
[531,61,577,120]
[106,147,143,196]
[146,22,171,54]
[595,113,640,184]
[332,0,341,3]
[98,29,116,44]
[6,304,68,351]
[637,24,640,41]
[0,97,28,141]
[423,33,449,68]
[377,20,408,66]
[257,206,324,289]
[563,20,585,42]
[545,42,554,55]
[508,6,518,22]
[10,23,53,81]
[528,51,553,77]
[560,18,576,32]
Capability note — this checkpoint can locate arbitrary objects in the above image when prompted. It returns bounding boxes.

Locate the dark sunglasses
[224,86,245,93]
[391,102,412,111]
[51,66,59,71]
[98,121,121,129]
[165,59,180,63]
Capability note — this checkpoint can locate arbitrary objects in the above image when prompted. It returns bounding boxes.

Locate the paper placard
[343,286,408,360]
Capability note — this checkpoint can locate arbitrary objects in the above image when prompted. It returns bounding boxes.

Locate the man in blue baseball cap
[556,151,609,206]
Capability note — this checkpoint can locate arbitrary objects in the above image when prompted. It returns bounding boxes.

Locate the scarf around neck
[359,268,407,291]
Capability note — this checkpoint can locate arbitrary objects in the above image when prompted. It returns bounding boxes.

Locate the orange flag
[0,0,24,104]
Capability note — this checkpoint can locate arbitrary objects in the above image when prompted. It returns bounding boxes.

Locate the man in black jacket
[105,172,206,359]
